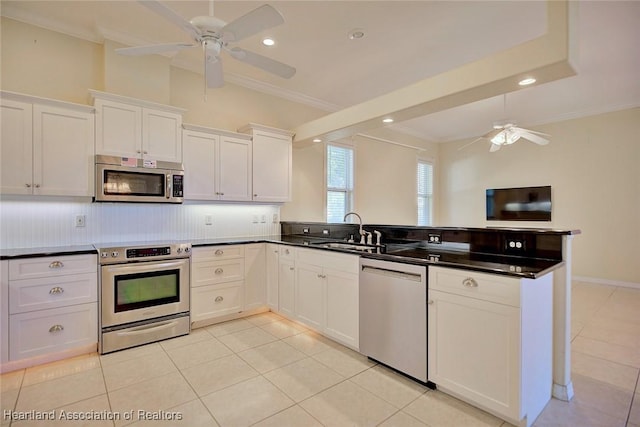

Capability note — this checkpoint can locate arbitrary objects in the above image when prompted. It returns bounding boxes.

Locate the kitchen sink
[312,241,380,252]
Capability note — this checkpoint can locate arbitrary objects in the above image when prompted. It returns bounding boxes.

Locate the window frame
[325,141,356,223]
[417,158,434,226]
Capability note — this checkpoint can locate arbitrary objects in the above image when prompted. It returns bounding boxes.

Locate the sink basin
[312,242,379,251]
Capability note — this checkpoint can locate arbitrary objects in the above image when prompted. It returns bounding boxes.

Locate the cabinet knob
[289,267,294,271]
[214,249,224,255]
[143,151,148,154]
[427,300,434,305]
[49,324,64,333]
[35,184,40,188]
[136,150,141,154]
[215,268,224,275]
[49,287,64,295]
[49,261,64,269]
[254,194,258,197]
[215,296,224,302]
[25,183,32,188]
[285,249,290,255]
[462,278,479,288]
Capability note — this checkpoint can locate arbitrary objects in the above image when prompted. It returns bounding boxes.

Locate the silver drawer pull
[215,268,224,274]
[289,267,295,271]
[285,249,290,255]
[427,300,434,305]
[215,249,224,255]
[215,296,224,302]
[463,278,479,288]
[49,287,64,294]
[49,324,64,333]
[49,261,64,269]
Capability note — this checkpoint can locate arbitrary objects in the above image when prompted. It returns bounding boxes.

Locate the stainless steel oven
[98,242,191,354]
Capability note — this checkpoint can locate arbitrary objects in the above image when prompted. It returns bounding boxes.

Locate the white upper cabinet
[91,90,184,163]
[182,124,252,201]
[1,92,95,197]
[239,123,293,203]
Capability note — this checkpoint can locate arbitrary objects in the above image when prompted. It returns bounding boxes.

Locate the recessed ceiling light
[382,118,394,123]
[313,138,322,143]
[348,29,365,40]
[262,38,275,46]
[519,77,536,86]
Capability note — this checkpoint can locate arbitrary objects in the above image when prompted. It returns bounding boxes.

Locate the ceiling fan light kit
[116,0,296,90]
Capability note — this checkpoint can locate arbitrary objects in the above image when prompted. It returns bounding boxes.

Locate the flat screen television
[486,185,552,221]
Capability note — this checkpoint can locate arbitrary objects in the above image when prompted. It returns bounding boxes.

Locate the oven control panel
[97,242,191,264]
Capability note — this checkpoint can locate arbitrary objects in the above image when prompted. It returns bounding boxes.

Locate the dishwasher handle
[361,265,423,282]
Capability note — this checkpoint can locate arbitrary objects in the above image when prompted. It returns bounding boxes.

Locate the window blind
[327,144,354,222]
[417,161,433,226]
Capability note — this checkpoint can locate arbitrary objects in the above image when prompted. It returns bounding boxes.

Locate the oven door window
[115,269,179,312]
[103,170,165,197]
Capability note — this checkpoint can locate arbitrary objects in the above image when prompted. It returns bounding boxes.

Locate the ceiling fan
[460,94,550,152]
[116,0,296,89]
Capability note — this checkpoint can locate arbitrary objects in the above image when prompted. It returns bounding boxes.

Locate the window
[326,144,354,223]
[417,160,433,226]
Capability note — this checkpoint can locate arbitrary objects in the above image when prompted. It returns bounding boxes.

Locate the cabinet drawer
[297,248,359,274]
[429,266,520,307]
[278,246,295,260]
[9,254,97,280]
[9,273,97,314]
[192,245,244,261]
[192,259,244,287]
[9,303,98,360]
[191,283,243,321]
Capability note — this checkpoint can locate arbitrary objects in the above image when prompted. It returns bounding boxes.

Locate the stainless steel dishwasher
[359,258,427,383]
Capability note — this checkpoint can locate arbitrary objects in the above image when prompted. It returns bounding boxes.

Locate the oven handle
[115,319,180,336]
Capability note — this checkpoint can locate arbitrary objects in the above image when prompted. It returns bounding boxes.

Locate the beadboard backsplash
[0,198,280,248]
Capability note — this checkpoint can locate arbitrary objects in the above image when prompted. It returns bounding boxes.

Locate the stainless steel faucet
[343,212,365,243]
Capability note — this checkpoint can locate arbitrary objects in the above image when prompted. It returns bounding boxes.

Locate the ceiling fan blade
[222,4,284,42]
[205,56,224,88]
[520,132,550,145]
[457,137,485,151]
[116,42,195,56]
[482,129,502,139]
[138,0,201,41]
[490,143,502,152]
[229,47,296,78]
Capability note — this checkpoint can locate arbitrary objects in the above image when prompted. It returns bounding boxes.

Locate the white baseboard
[573,276,640,290]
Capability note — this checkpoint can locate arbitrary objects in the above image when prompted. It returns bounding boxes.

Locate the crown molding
[1,6,103,43]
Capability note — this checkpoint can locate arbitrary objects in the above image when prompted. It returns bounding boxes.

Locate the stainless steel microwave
[95,155,184,203]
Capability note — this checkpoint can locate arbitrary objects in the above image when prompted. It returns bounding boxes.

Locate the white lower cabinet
[244,243,266,311]
[265,244,280,311]
[2,254,98,370]
[278,253,296,319]
[191,284,243,322]
[295,262,324,330]
[428,266,553,427]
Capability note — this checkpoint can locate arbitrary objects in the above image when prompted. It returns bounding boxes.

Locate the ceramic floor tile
[237,340,306,374]
[403,390,504,427]
[570,373,633,421]
[11,394,113,427]
[180,354,259,397]
[282,331,337,356]
[571,282,615,325]
[378,411,429,427]
[350,365,428,408]
[299,379,397,426]
[264,357,345,402]
[201,376,294,427]
[259,319,307,339]
[594,300,640,325]
[216,327,279,352]
[1,389,19,426]
[15,367,106,413]
[245,311,284,326]
[22,353,101,387]
[581,316,640,351]
[165,336,233,370]
[1,369,24,392]
[159,328,214,351]
[128,399,219,427]
[609,287,640,306]
[100,343,163,367]
[102,350,177,391]
[532,397,626,427]
[571,350,639,391]
[205,318,255,337]
[572,336,640,368]
[312,346,376,378]
[252,404,322,427]
[108,372,197,427]
[630,393,640,425]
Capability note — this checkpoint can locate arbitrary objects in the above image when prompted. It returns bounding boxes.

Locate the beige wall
[439,108,640,284]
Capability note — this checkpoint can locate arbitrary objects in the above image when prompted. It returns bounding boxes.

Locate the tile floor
[1,280,639,426]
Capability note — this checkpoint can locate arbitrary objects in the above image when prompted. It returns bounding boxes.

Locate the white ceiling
[2,1,639,143]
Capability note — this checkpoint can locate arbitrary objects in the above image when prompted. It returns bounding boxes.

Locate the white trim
[0,91,95,113]
[88,90,187,114]
[2,7,103,43]
[573,276,640,290]
[356,133,426,152]
[182,123,250,140]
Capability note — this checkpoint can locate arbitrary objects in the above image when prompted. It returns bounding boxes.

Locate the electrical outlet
[272,213,279,223]
[428,233,441,244]
[322,229,330,235]
[506,239,525,250]
[252,215,259,223]
[260,215,266,223]
[303,227,310,234]
[205,214,213,225]
[75,215,86,227]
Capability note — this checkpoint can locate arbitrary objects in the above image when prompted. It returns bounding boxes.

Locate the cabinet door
[33,104,95,196]
[142,108,182,162]
[0,99,33,194]
[245,244,266,311]
[428,289,520,420]
[252,132,291,202]
[218,136,252,201]
[182,129,218,200]
[278,258,295,318]
[265,244,279,310]
[295,262,325,330]
[325,269,359,349]
[95,99,141,158]
[191,284,243,323]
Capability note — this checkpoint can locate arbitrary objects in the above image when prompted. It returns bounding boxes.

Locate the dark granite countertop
[0,244,97,260]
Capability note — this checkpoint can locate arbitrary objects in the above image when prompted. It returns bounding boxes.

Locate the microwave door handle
[166,174,171,199]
